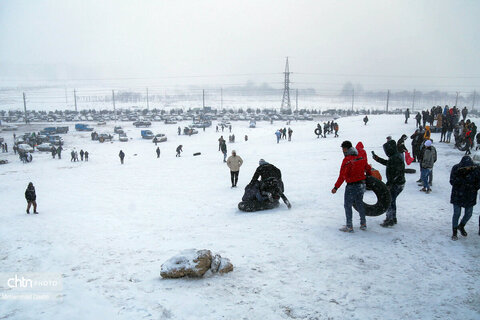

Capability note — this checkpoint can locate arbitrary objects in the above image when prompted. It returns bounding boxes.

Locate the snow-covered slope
[1,115,479,319]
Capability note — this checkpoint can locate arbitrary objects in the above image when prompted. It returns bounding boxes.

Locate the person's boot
[452,227,458,241]
[458,224,468,237]
[393,218,397,224]
[26,210,30,214]
[380,219,394,227]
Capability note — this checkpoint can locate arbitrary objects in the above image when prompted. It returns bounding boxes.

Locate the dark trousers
[230,171,239,186]
[386,184,404,221]
[27,200,37,213]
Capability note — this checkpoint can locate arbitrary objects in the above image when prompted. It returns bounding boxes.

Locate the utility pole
[146,87,150,110]
[386,90,390,113]
[472,90,476,110]
[23,92,27,124]
[74,89,78,113]
[455,91,459,107]
[351,89,354,111]
[295,89,298,113]
[221,87,223,109]
[112,90,116,122]
[65,87,68,105]
[203,89,205,108]
[412,89,416,112]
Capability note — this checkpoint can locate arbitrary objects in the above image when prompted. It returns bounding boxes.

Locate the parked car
[114,126,124,134]
[119,133,129,142]
[75,123,94,131]
[153,134,167,143]
[37,143,54,152]
[141,130,154,139]
[17,144,34,153]
[98,133,113,143]
[133,121,151,128]
[183,126,199,135]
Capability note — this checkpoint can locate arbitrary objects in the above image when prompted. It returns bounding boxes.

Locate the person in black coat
[156,147,160,158]
[449,155,480,240]
[119,150,125,164]
[25,182,37,214]
[250,159,291,208]
[372,139,406,227]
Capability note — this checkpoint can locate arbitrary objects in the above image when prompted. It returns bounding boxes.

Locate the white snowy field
[0,115,479,320]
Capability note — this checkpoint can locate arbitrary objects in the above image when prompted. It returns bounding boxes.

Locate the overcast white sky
[1,0,479,91]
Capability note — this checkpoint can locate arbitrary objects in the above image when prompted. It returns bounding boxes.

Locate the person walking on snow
[332,141,372,232]
[25,182,37,214]
[119,150,125,164]
[156,147,160,158]
[80,149,84,161]
[363,115,369,125]
[405,108,410,124]
[220,140,227,162]
[372,139,406,227]
[288,128,293,141]
[227,150,243,187]
[51,146,57,159]
[415,112,422,128]
[334,122,339,137]
[275,130,281,143]
[449,155,480,240]
[419,140,436,193]
[176,145,183,157]
[70,150,75,162]
[57,146,62,159]
[84,151,88,161]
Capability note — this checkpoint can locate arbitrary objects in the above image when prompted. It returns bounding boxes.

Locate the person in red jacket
[332,140,372,232]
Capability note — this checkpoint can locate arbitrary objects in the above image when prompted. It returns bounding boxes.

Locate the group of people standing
[315,121,339,138]
[275,127,293,143]
[71,149,89,162]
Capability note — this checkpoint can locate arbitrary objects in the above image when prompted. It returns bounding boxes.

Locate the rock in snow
[160,249,233,279]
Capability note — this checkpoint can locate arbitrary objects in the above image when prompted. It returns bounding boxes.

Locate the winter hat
[386,136,392,141]
[341,141,352,149]
[425,140,432,147]
[259,159,268,165]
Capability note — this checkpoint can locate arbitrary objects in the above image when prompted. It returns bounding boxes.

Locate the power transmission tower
[23,92,27,124]
[281,57,291,112]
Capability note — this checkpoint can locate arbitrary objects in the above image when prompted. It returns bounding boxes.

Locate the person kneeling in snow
[332,141,371,233]
[250,159,291,209]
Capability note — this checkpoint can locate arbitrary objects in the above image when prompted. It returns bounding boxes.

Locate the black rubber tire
[193,152,201,156]
[314,128,321,136]
[404,168,416,174]
[238,200,280,212]
[353,176,391,217]
[456,141,469,152]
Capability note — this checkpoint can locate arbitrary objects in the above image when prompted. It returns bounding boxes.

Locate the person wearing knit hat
[250,159,291,209]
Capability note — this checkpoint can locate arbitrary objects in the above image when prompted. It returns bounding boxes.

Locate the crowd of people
[315,121,339,138]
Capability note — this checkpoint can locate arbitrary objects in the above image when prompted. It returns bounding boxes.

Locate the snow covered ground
[1,115,479,319]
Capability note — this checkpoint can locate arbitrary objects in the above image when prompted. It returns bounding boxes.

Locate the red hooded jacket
[334,146,372,189]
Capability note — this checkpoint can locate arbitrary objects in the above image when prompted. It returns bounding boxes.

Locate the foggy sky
[1,0,479,91]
